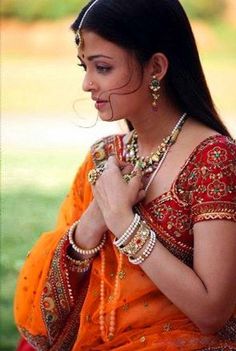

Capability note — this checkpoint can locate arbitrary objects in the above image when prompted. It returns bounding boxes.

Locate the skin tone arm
[92,156,236,335]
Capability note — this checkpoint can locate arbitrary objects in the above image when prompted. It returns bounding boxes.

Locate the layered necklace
[99,112,187,342]
[124,112,187,191]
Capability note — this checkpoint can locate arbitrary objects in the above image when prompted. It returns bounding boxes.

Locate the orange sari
[14,134,236,350]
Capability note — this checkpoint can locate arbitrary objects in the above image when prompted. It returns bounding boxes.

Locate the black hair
[71,0,231,136]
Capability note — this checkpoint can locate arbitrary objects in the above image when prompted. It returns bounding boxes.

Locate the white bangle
[128,230,157,265]
[113,213,140,248]
[68,220,106,256]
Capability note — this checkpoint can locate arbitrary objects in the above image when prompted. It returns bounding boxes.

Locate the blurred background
[1,0,236,349]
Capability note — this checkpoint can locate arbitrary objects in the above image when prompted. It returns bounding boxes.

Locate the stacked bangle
[128,230,157,265]
[120,221,150,256]
[68,219,107,256]
[66,254,93,273]
[113,214,140,248]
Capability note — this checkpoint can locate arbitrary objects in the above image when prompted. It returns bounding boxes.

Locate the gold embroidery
[118,270,126,280]
[122,304,129,311]
[86,314,91,323]
[192,201,236,223]
[92,289,99,298]
[139,336,146,343]
[163,322,172,332]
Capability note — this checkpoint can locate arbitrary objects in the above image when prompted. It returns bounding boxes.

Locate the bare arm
[124,219,236,334]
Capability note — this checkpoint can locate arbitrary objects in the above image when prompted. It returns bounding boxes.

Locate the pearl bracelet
[68,219,107,256]
[128,230,157,265]
[113,213,140,248]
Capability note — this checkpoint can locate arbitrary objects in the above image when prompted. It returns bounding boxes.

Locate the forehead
[78,31,126,59]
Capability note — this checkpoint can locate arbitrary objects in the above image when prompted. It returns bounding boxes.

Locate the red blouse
[91,133,236,267]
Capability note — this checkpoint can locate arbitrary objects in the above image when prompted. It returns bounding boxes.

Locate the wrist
[106,209,135,238]
[68,220,107,259]
[74,219,105,250]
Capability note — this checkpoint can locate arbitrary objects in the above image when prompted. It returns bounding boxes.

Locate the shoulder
[90,133,126,167]
[175,135,236,204]
[190,134,236,167]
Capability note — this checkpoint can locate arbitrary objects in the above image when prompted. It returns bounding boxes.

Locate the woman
[15,0,236,350]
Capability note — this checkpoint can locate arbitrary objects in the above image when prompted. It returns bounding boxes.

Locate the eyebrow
[77,54,113,61]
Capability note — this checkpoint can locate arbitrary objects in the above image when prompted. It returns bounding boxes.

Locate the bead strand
[68,219,106,256]
[99,249,123,342]
[108,251,123,340]
[113,213,140,247]
[99,249,106,341]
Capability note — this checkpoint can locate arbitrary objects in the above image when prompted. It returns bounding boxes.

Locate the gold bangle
[128,230,157,265]
[120,222,150,256]
[66,254,93,273]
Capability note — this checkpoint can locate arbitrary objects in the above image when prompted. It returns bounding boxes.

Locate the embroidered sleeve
[90,134,119,166]
[190,138,236,224]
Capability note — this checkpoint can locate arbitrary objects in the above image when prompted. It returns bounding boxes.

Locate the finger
[139,180,145,190]
[128,167,143,189]
[106,156,122,172]
[121,164,133,175]
[107,155,130,170]
[136,189,146,203]
[107,155,118,166]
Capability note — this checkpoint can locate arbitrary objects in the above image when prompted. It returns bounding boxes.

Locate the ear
[149,53,169,81]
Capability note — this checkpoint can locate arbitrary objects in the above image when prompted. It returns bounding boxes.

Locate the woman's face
[77,31,151,122]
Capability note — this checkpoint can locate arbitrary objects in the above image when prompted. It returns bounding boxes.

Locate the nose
[82,73,95,92]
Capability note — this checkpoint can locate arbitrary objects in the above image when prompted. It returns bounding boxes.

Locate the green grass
[0,149,85,350]
[1,188,66,350]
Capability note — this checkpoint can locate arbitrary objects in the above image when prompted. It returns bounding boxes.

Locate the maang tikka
[75,0,101,48]
[149,75,161,110]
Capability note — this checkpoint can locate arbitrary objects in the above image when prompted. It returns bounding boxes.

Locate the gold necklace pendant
[124,113,188,178]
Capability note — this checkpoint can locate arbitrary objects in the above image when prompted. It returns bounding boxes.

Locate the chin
[98,111,123,122]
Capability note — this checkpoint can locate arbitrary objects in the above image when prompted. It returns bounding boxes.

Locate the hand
[92,156,145,236]
[74,199,107,251]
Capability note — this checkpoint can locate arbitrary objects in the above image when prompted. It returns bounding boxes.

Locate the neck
[129,99,184,157]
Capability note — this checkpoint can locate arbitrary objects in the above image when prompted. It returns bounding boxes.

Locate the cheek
[110,89,149,116]
[102,71,150,117]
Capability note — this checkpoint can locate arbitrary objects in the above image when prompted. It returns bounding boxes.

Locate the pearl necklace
[99,249,123,342]
[125,113,187,178]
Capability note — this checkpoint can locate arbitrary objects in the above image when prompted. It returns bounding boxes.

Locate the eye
[96,65,111,74]
[77,63,87,71]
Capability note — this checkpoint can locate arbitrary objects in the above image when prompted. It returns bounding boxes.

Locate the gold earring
[149,75,161,109]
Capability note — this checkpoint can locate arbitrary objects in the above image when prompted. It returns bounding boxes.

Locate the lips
[95,101,108,110]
